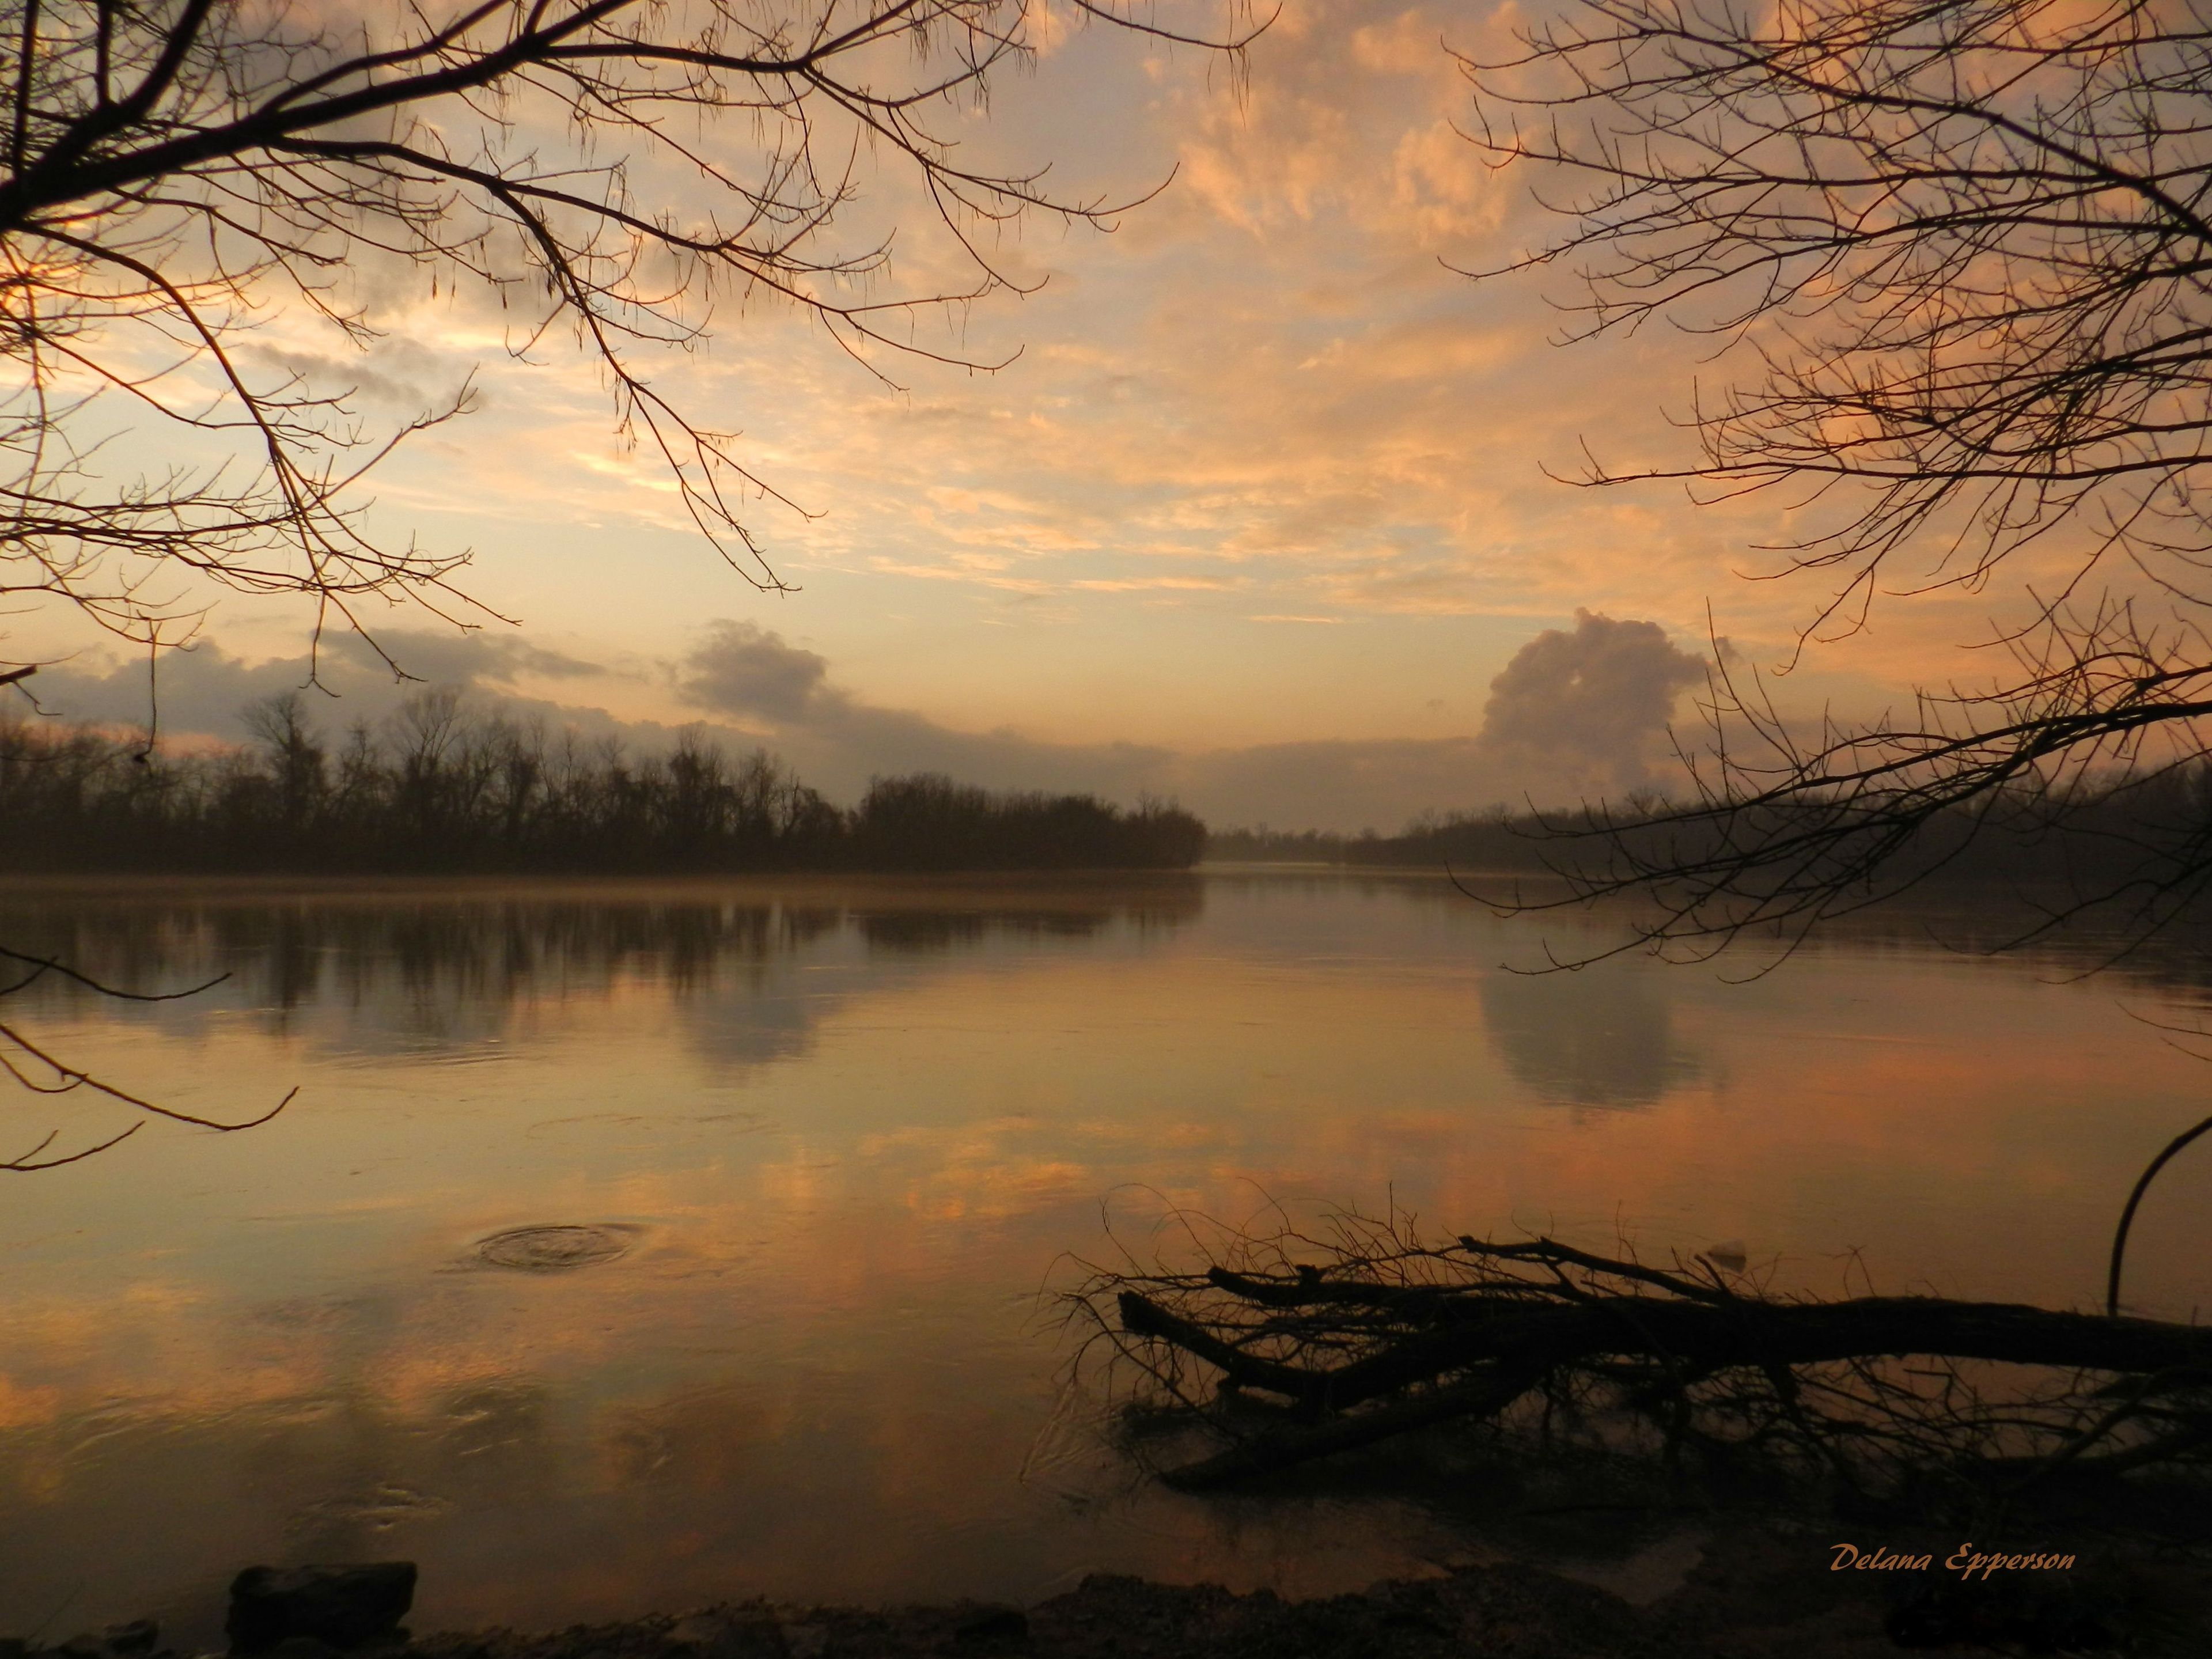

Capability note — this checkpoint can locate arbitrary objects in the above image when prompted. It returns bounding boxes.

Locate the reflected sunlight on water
[3,871,2210,1640]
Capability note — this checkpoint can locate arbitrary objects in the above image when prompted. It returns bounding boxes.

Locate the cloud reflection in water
[3,873,2211,1645]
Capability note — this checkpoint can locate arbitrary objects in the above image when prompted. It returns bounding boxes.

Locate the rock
[226,1564,418,1653]
[1883,1574,2120,1652]
[103,1624,159,1656]
[58,1635,105,1659]
[951,1608,1027,1645]
[259,1639,343,1659]
[661,1613,785,1659]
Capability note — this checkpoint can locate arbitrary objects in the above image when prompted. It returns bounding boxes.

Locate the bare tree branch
[0,0,1260,681]
[1455,0,2212,961]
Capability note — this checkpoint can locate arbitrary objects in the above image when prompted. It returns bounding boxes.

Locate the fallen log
[1073,1226,2212,1494]
[1123,1286,2212,1416]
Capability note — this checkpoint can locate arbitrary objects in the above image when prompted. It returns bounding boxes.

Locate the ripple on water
[474,1223,637,1272]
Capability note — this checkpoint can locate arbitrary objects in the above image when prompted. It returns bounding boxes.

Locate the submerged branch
[1067,1217,2212,1497]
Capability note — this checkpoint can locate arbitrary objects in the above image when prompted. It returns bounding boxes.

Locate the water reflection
[1477,964,1698,1108]
[4,872,2212,1643]
[1,876,1206,1065]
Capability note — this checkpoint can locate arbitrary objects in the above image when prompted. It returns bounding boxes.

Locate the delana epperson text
[1831,1543,2077,1582]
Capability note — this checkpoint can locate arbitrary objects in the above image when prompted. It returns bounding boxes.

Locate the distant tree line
[1209,772,2212,926]
[1206,815,1550,872]
[0,692,1207,874]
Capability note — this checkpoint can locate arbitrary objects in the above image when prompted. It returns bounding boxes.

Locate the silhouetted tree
[1461,0,2212,959]
[0,0,1257,679]
[243,690,328,831]
[852,772,1205,869]
[0,1,1257,1153]
[0,702,1208,870]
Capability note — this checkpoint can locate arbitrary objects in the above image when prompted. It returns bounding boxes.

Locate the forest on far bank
[14,690,2210,896]
[1211,771,2212,918]
[0,696,1205,874]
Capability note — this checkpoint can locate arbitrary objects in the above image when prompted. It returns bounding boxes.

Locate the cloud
[663,617,1166,800]
[234,336,476,416]
[7,0,1984,784]
[29,644,325,738]
[666,608,1707,831]
[1472,609,1708,801]
[679,622,834,724]
[21,630,616,745]
[17,610,1710,834]
[1146,609,1707,828]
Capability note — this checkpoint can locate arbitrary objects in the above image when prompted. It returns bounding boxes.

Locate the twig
[2107,1112,2212,1316]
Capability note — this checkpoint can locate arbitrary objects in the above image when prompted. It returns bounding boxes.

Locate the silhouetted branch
[1453,1,2212,960]
[1066,1206,2212,1497]
[0,941,227,999]
[2107,1111,2212,1317]
[1,0,1258,678]
[2,1120,141,1170]
[2,910,291,1171]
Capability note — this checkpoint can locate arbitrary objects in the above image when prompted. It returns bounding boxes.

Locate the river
[2,870,2207,1641]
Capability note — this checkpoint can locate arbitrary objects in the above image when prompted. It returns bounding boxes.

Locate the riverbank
[17,1495,2212,1659]
[388,1532,2209,1659]
[393,1519,2209,1658]
[35,1519,2203,1659]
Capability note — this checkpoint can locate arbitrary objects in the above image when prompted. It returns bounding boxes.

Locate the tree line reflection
[1,879,1211,1063]
[9,870,2205,1108]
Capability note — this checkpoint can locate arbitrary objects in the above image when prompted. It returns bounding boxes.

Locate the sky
[10,1,2043,831]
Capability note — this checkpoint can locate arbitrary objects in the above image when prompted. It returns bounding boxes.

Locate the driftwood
[1069,1225,2212,1495]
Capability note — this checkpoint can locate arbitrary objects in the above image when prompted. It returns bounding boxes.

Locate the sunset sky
[24,1,2039,830]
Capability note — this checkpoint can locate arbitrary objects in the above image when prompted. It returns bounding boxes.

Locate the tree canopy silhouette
[1460,0,2212,960]
[0,0,1256,677]
[0,695,1209,871]
[0,0,1250,1164]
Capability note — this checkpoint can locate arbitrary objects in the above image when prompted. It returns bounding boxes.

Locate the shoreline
[29,1521,2211,1659]
[313,1539,2211,1659]
[392,1525,2207,1658]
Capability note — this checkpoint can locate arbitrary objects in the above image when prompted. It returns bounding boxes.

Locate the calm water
[4,870,2211,1641]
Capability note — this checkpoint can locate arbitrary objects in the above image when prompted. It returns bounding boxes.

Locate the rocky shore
[12,1522,2210,1659]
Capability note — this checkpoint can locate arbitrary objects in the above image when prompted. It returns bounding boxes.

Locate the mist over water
[5,872,2210,1642]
